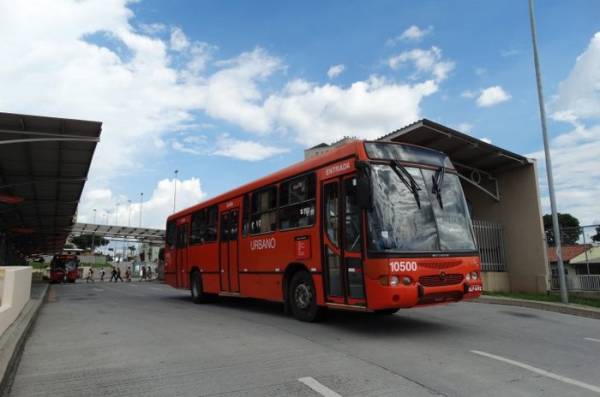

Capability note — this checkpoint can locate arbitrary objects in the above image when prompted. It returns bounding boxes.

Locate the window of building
[279,173,316,230]
[250,186,277,234]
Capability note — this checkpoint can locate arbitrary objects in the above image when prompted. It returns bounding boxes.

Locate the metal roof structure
[0,112,101,255]
[380,119,530,174]
[70,223,165,245]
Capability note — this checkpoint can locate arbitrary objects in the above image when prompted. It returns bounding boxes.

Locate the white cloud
[264,76,438,145]
[78,178,205,228]
[212,135,289,161]
[170,27,189,51]
[327,64,345,79]
[476,86,511,107]
[388,47,454,82]
[461,90,476,99]
[387,25,432,45]
[456,123,473,132]
[529,31,600,224]
[171,133,288,161]
[551,32,600,121]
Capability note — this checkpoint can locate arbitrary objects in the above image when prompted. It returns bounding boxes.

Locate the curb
[472,295,600,320]
[0,283,50,396]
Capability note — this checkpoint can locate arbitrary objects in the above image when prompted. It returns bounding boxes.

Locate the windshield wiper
[390,161,421,209]
[431,166,445,209]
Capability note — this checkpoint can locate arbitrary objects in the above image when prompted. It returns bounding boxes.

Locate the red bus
[165,140,482,321]
[50,254,79,283]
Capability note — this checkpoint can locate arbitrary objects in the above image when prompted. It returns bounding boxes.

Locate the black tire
[190,271,216,304]
[288,271,326,322]
[375,308,399,315]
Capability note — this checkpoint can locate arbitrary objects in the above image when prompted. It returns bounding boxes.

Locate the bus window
[250,186,277,234]
[166,221,176,248]
[344,177,361,252]
[324,183,339,246]
[242,194,250,237]
[206,205,218,242]
[279,173,316,230]
[190,209,207,244]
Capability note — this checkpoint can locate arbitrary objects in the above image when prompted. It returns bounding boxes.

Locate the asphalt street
[7,282,600,397]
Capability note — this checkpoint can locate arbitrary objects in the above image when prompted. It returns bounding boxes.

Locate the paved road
[8,282,600,397]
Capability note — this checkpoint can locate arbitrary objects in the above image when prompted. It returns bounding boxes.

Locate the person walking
[147,266,153,281]
[110,267,117,282]
[85,267,94,283]
[99,267,106,282]
[141,265,147,281]
[125,266,132,282]
[116,267,124,282]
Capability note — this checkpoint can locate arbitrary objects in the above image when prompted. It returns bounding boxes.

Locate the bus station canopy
[380,119,530,174]
[70,223,165,245]
[0,112,101,255]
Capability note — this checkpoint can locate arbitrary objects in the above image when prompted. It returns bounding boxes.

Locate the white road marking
[471,350,600,394]
[585,337,600,344]
[298,377,342,397]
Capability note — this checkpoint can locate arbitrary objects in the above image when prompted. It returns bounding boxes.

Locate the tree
[71,234,109,251]
[592,225,600,243]
[543,213,581,246]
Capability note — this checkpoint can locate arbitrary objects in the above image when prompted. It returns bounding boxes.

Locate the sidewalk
[473,294,600,320]
[0,282,49,395]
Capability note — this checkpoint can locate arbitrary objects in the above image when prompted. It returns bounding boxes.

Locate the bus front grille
[419,274,464,287]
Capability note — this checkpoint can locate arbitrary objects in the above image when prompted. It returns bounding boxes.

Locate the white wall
[0,266,32,336]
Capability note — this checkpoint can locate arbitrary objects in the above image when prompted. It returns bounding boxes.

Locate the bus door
[219,209,240,292]
[322,175,366,305]
[175,223,188,288]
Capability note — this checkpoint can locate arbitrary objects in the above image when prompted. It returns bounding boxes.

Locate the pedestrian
[125,266,132,282]
[147,266,153,280]
[110,267,117,282]
[85,267,94,283]
[116,267,123,282]
[100,267,106,282]
[141,265,147,281]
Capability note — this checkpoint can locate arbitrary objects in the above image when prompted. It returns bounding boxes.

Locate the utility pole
[173,170,179,213]
[528,0,568,303]
[92,209,97,265]
[128,199,132,227]
[139,192,144,228]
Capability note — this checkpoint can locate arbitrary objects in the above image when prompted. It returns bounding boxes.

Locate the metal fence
[547,224,600,291]
[473,219,506,272]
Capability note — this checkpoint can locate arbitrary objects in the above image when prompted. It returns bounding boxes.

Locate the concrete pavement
[7,282,600,397]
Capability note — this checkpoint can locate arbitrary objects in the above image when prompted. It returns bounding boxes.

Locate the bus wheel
[289,271,326,322]
[190,271,206,304]
[375,308,399,315]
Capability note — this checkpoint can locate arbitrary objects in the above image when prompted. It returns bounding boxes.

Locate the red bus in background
[50,254,79,283]
[165,140,482,321]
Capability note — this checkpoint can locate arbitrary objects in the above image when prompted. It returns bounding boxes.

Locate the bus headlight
[470,272,479,280]
[389,276,400,286]
[402,276,412,286]
[465,272,471,281]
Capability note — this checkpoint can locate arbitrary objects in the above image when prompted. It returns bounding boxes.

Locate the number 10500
[389,261,418,272]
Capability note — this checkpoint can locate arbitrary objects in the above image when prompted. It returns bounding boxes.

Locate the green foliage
[543,213,581,246]
[71,234,109,250]
[484,291,600,308]
[592,226,600,243]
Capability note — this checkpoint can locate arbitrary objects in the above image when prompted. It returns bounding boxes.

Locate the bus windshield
[367,163,476,254]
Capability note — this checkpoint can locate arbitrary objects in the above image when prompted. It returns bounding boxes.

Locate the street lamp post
[139,192,144,228]
[528,0,568,303]
[92,209,97,265]
[128,199,132,227]
[173,170,179,213]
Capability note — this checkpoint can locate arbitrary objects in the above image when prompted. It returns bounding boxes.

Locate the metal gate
[473,219,506,272]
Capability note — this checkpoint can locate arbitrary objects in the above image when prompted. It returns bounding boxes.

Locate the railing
[551,275,600,291]
[473,219,506,272]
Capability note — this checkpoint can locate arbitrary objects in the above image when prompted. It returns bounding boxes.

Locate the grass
[483,291,600,309]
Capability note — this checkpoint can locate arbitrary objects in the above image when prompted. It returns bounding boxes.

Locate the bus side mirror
[356,161,372,210]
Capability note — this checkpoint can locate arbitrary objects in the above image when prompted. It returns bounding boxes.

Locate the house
[547,244,591,276]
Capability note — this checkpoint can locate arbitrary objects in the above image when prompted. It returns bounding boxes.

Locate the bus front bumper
[365,277,483,310]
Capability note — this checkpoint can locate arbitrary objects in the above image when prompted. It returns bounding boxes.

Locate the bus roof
[168,140,366,221]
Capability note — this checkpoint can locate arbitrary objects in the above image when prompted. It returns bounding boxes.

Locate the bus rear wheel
[190,271,213,304]
[289,271,326,322]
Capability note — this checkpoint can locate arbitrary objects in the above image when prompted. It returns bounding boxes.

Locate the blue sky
[1,0,599,227]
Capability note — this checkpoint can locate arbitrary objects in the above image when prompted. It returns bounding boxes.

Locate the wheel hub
[294,283,312,309]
